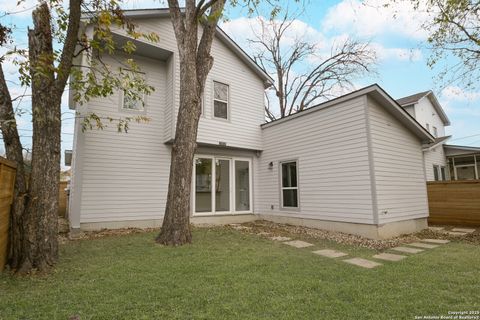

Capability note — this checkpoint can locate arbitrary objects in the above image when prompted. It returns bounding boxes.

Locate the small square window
[213,81,229,119]
[122,90,145,112]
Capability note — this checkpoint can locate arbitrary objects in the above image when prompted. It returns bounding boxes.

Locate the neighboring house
[69,9,464,239]
[396,91,480,181]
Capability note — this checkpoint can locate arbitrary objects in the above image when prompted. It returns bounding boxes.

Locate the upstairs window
[426,123,430,132]
[122,90,145,112]
[213,81,229,120]
[281,161,299,208]
[433,126,438,137]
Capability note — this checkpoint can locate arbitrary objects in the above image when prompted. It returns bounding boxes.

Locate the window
[440,166,446,180]
[213,81,229,119]
[122,90,145,112]
[426,123,430,132]
[433,165,440,181]
[281,161,299,208]
[433,126,438,137]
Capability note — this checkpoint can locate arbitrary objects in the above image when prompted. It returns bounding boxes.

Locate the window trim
[433,164,440,181]
[192,155,253,216]
[119,89,147,114]
[212,80,230,121]
[279,159,300,210]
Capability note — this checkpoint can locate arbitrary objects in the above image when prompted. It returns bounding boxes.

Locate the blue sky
[1,0,480,163]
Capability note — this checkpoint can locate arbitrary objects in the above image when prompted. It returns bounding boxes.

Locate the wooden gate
[0,157,16,271]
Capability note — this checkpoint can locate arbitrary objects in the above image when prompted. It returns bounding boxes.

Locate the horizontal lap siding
[79,55,170,223]
[134,18,265,150]
[423,147,447,181]
[368,97,429,224]
[257,97,375,224]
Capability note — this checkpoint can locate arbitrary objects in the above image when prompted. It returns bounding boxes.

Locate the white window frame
[192,155,252,216]
[120,89,146,114]
[279,160,300,210]
[212,81,230,121]
[433,165,440,181]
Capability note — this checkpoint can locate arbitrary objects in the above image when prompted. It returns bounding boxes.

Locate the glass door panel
[235,160,250,211]
[195,158,212,212]
[215,159,230,212]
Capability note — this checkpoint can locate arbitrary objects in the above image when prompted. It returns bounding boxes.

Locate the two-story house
[69,8,450,239]
[396,91,480,181]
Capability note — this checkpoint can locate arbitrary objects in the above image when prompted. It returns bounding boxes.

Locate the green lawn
[1,228,479,320]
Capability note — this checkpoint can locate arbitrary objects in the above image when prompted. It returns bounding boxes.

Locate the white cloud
[322,0,431,40]
[441,86,480,102]
[0,0,38,17]
[371,43,423,62]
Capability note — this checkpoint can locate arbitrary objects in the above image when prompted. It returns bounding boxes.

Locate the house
[69,9,447,239]
[396,91,480,181]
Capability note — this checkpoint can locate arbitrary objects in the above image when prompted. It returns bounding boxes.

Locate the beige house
[68,9,476,240]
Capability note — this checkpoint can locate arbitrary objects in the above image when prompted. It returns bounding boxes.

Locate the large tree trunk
[13,3,62,273]
[156,0,224,245]
[156,35,201,245]
[0,65,28,270]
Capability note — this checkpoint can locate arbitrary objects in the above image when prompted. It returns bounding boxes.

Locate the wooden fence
[0,157,16,271]
[58,181,68,218]
[427,180,480,226]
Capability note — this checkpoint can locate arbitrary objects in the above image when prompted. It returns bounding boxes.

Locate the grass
[1,228,479,320]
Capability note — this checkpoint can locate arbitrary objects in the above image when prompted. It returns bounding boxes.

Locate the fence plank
[427,180,480,226]
[0,157,16,271]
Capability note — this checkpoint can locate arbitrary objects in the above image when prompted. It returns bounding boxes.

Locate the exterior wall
[71,54,171,226]
[258,96,376,224]
[413,97,445,137]
[367,97,429,224]
[122,17,265,150]
[423,147,448,181]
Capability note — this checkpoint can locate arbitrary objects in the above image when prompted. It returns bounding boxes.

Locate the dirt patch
[227,220,479,250]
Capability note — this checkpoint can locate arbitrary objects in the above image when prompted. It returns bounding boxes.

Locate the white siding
[258,97,375,224]
[423,147,447,181]
[413,97,445,137]
[77,55,171,223]
[368,97,429,224]
[125,17,265,150]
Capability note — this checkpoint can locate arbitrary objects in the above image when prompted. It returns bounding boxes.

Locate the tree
[0,0,154,273]
[156,0,292,245]
[155,0,227,245]
[247,11,376,120]
[397,0,480,90]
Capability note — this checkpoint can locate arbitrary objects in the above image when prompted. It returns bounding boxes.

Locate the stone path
[260,228,455,269]
[343,258,382,269]
[373,253,406,262]
[391,246,424,254]
[270,236,291,241]
[408,242,439,249]
[446,231,468,236]
[422,239,450,244]
[452,228,476,233]
[283,240,314,248]
[428,226,445,232]
[312,249,348,258]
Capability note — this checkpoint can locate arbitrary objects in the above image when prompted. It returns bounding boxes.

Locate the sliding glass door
[194,156,252,215]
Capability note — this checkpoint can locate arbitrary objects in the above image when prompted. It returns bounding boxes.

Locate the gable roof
[396,90,451,126]
[82,8,273,87]
[262,84,435,144]
[396,91,430,106]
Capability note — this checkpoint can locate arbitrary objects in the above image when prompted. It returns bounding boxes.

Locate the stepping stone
[343,258,382,269]
[312,249,348,258]
[257,232,271,236]
[373,253,406,262]
[391,246,424,254]
[408,242,439,249]
[283,240,314,248]
[447,231,467,236]
[428,227,445,232]
[270,236,291,241]
[452,228,476,233]
[422,239,450,244]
